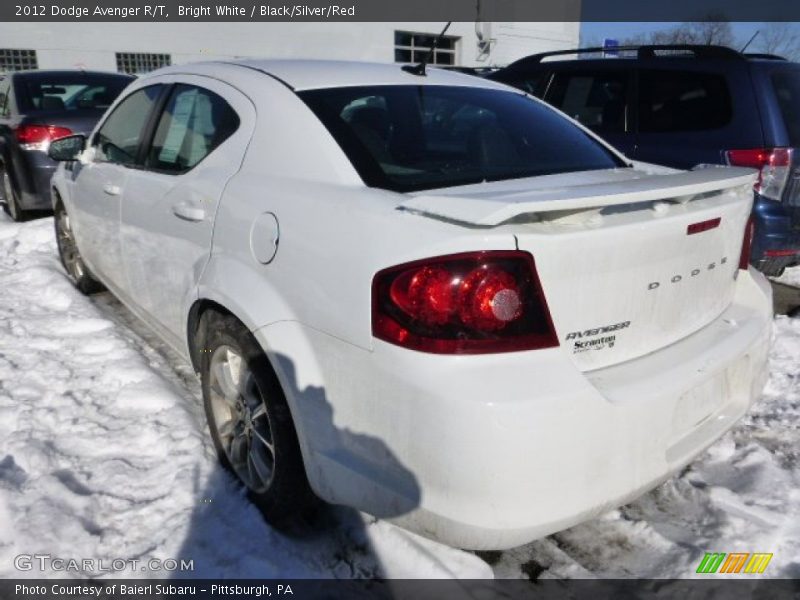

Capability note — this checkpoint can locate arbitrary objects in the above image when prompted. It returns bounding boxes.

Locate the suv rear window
[545,70,629,133]
[299,85,624,193]
[638,70,732,132]
[16,73,132,113]
[771,70,800,146]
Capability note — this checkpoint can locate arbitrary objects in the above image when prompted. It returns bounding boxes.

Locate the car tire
[2,167,28,222]
[54,202,104,295]
[200,311,315,523]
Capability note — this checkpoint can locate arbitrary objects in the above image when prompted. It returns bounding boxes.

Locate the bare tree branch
[621,17,738,49]
[757,23,800,60]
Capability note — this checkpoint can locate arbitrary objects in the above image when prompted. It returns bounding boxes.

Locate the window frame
[0,48,38,72]
[394,30,459,66]
[115,52,171,75]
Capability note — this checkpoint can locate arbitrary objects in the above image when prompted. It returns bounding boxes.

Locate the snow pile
[0,212,797,580]
[0,215,489,579]
[776,265,800,288]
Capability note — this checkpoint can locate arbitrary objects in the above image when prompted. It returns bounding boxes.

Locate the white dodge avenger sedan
[48,60,772,550]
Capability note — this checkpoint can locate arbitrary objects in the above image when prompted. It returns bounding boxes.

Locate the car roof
[150,59,510,92]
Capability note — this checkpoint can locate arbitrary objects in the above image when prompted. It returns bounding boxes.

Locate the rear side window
[299,85,624,193]
[545,70,629,133]
[771,70,800,146]
[146,84,240,173]
[492,71,549,97]
[95,85,162,167]
[17,74,132,113]
[638,70,732,132]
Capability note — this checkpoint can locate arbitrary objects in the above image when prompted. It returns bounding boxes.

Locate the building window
[0,49,38,72]
[394,31,458,66]
[115,52,171,75]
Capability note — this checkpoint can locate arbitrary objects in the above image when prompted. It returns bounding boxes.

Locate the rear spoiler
[398,167,757,226]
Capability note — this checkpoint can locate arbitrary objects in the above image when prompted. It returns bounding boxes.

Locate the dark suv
[0,70,133,221]
[488,45,800,276]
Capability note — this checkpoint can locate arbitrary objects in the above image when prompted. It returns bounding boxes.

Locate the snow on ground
[0,212,798,580]
[776,265,800,289]
[0,214,488,580]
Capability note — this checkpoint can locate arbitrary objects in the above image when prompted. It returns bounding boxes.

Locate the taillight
[372,251,559,354]
[15,124,73,151]
[726,147,792,201]
[739,216,754,270]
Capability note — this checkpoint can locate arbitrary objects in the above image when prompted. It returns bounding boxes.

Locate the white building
[0,22,579,73]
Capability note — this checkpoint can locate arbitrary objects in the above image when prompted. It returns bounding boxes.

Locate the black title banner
[3,0,800,22]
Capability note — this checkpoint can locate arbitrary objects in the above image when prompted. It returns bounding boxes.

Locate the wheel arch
[186,298,236,373]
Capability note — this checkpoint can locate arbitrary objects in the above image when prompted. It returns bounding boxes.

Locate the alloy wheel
[55,207,85,282]
[2,171,19,221]
[208,344,276,493]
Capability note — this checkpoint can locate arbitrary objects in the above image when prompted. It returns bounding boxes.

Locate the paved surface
[772,281,800,316]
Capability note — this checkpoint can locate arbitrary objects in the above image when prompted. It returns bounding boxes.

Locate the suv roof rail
[743,52,787,60]
[505,44,744,70]
[440,65,499,76]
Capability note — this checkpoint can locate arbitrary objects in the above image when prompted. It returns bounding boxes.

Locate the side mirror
[48,134,86,161]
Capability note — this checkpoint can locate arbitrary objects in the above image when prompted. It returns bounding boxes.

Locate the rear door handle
[171,201,205,222]
[103,184,121,196]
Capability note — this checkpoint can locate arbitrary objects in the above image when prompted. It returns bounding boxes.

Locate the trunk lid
[27,108,107,138]
[402,166,758,370]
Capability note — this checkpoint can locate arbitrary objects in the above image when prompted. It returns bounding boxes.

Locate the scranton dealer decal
[566,321,631,353]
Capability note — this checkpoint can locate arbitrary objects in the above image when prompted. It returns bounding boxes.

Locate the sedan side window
[146,84,240,173]
[94,85,162,167]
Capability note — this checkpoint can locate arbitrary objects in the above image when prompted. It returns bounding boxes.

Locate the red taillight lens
[764,249,799,257]
[458,267,522,331]
[739,216,755,270]
[373,251,559,354]
[726,147,792,201]
[15,124,73,149]
[390,266,456,327]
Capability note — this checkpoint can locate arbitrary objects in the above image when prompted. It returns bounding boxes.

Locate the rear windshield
[771,69,800,146]
[299,85,625,192]
[16,73,132,113]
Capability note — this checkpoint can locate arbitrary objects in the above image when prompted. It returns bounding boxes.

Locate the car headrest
[40,96,66,111]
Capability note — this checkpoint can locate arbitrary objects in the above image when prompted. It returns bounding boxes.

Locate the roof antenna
[741,30,760,53]
[402,22,452,77]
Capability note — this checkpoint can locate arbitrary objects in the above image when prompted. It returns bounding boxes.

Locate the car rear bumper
[15,150,56,210]
[752,197,800,267]
[256,270,772,550]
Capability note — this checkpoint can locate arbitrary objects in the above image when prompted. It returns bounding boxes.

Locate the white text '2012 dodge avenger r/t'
[48,60,772,550]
